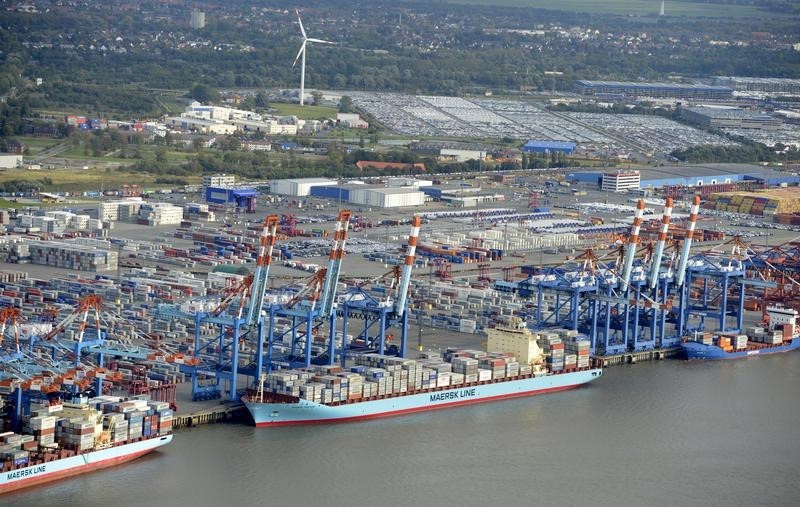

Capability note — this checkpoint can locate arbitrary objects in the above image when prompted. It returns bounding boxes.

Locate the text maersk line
[6,464,46,480]
[430,388,476,402]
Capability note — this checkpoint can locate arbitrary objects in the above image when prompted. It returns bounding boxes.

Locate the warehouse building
[349,187,426,208]
[270,178,338,197]
[574,80,733,100]
[0,154,23,169]
[385,177,434,188]
[309,183,365,202]
[570,164,800,192]
[439,149,486,162]
[713,76,800,95]
[681,106,783,130]
[522,140,576,155]
[165,117,236,135]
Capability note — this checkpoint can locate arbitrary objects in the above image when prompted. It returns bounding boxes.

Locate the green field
[441,0,774,18]
[273,103,338,120]
[0,168,201,193]
[14,137,62,155]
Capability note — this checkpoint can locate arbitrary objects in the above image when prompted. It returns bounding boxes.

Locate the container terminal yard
[2,167,800,491]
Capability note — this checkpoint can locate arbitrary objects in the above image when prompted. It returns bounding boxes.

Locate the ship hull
[682,337,800,360]
[0,434,173,494]
[244,369,602,427]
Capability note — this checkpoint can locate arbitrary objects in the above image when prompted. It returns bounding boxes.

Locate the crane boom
[620,199,646,287]
[246,215,280,327]
[675,195,702,287]
[394,215,422,316]
[320,210,351,318]
[648,197,673,288]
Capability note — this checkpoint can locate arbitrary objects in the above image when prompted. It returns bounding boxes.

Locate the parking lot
[350,92,739,157]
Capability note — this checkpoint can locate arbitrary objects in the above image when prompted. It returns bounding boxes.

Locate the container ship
[243,318,602,426]
[682,306,800,360]
[1,397,173,494]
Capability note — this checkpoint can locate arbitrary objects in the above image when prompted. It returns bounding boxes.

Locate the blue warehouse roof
[524,140,577,150]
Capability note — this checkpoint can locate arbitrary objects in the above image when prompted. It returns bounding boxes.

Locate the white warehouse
[349,187,426,208]
[271,178,338,197]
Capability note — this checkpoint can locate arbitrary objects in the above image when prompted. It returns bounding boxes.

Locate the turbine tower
[293,9,334,106]
[659,1,665,16]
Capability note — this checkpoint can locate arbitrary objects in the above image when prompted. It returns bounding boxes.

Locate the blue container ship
[243,320,602,427]
[243,368,602,426]
[682,306,800,360]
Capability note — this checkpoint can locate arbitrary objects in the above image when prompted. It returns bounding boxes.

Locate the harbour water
[6,354,800,506]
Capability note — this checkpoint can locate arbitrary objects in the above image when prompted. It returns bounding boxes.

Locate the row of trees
[671,141,799,164]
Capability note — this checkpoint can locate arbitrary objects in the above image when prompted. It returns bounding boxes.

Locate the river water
[6,354,800,507]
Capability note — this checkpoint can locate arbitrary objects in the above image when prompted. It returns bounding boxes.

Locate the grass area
[59,144,190,163]
[0,168,201,193]
[442,0,775,18]
[0,198,37,209]
[13,136,63,155]
[272,103,338,120]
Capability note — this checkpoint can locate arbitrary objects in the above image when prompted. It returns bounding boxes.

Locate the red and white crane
[648,197,674,289]
[675,195,702,287]
[394,215,422,317]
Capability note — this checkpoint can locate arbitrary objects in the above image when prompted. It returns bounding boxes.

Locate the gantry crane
[337,215,422,361]
[266,210,352,370]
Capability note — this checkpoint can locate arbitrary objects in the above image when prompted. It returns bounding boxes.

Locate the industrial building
[336,113,368,129]
[349,187,426,208]
[165,117,236,135]
[271,178,338,197]
[713,76,800,96]
[204,187,258,212]
[190,9,205,29]
[681,107,783,130]
[420,186,503,208]
[309,183,363,202]
[385,177,434,188]
[0,154,23,169]
[569,164,800,191]
[601,171,641,192]
[203,174,235,189]
[439,149,486,162]
[522,140,576,155]
[574,80,733,100]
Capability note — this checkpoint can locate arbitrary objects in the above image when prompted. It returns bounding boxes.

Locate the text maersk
[6,465,46,480]
[430,388,476,402]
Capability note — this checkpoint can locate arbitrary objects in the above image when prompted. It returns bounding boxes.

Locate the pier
[173,403,247,429]
[593,347,683,367]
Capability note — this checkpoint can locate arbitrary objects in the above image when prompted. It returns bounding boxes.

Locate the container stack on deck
[0,397,173,471]
[257,351,545,405]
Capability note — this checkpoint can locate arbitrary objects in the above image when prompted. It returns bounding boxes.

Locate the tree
[338,95,354,113]
[189,83,219,103]
[312,90,323,106]
[254,92,269,109]
[155,147,167,163]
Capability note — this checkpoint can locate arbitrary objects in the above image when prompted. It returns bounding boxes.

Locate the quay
[174,403,248,429]
[594,347,683,367]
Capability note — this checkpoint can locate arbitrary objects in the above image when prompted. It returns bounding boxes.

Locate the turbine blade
[295,9,306,39]
[306,38,335,45]
[292,41,306,68]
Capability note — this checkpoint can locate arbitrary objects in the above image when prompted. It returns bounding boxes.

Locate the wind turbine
[292,9,334,106]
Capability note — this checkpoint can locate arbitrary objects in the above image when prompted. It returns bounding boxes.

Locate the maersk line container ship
[1,397,173,494]
[243,318,602,426]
